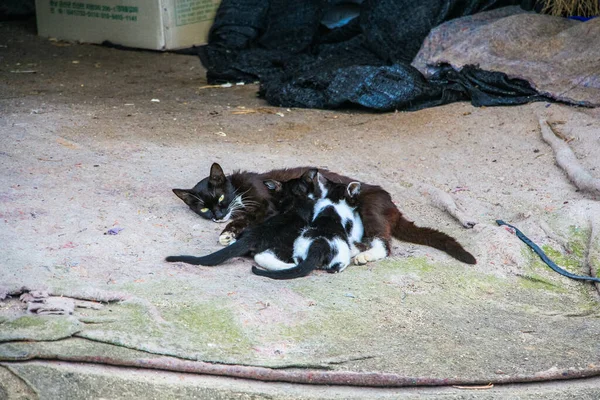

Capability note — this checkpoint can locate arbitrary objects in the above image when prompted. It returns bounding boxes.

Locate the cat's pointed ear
[263,180,282,192]
[209,163,226,185]
[302,168,318,184]
[347,182,361,198]
[173,188,201,207]
[316,172,328,186]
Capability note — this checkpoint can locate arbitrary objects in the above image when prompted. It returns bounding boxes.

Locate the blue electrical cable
[496,220,600,283]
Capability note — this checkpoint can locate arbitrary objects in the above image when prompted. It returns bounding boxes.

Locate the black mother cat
[167,169,318,267]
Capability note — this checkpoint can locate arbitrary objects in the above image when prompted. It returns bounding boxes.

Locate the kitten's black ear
[263,180,282,192]
[172,189,200,207]
[347,182,361,198]
[316,172,328,186]
[209,163,226,185]
[302,168,318,184]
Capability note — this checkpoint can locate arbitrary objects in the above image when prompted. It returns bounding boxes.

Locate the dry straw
[539,0,600,17]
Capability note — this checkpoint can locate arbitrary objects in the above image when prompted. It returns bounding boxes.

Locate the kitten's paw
[219,231,236,246]
[327,263,343,273]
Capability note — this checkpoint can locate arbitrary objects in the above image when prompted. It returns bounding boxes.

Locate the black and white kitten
[252,173,368,280]
[165,169,319,266]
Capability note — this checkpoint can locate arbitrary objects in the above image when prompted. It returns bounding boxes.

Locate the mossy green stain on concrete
[77,302,170,352]
[512,223,598,296]
[53,251,598,369]
[518,272,566,293]
[278,257,510,349]
[90,302,155,330]
[373,257,510,298]
[117,279,201,298]
[99,279,249,345]
[0,315,82,342]
[294,257,510,302]
[376,256,436,274]
[518,247,571,294]
[568,225,588,258]
[101,301,245,345]
[58,276,256,359]
[541,245,582,272]
[277,308,369,349]
[515,235,600,311]
[4,315,47,329]
[285,253,598,353]
[167,303,250,351]
[74,298,255,363]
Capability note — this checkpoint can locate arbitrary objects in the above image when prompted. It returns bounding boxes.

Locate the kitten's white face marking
[254,251,295,271]
[317,174,329,199]
[353,238,387,265]
[310,174,332,215]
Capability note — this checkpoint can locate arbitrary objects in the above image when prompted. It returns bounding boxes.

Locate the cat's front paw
[353,239,387,265]
[353,249,385,265]
[219,231,236,246]
[353,252,373,265]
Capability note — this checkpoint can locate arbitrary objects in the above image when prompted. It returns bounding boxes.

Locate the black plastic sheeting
[198,0,548,111]
[0,0,35,19]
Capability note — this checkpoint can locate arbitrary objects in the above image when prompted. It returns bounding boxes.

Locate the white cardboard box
[35,0,221,50]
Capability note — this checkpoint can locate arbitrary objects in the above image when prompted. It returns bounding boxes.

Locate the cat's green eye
[218,194,225,203]
[200,208,209,213]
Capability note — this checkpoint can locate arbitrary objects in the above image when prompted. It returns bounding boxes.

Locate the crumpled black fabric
[198,0,547,111]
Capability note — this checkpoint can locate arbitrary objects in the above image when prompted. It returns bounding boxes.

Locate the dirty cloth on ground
[197,0,553,111]
[413,7,600,107]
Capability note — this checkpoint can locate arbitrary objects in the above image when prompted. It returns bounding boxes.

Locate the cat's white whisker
[226,192,256,216]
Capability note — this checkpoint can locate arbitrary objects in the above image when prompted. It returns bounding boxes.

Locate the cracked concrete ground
[1,18,600,398]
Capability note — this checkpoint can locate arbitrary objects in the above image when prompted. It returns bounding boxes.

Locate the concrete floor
[1,18,600,399]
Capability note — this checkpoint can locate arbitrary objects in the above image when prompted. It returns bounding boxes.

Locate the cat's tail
[391,209,477,264]
[165,237,252,266]
[251,239,328,280]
